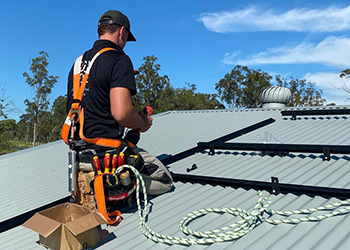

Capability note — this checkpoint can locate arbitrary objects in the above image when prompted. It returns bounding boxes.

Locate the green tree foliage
[0,119,17,154]
[134,55,224,113]
[17,95,67,143]
[215,65,272,108]
[339,68,350,97]
[173,83,224,110]
[151,84,176,113]
[216,65,325,108]
[134,55,170,111]
[17,114,32,143]
[0,83,14,119]
[0,84,16,153]
[276,76,326,107]
[23,51,58,146]
[340,68,350,79]
[0,119,17,140]
[48,95,67,141]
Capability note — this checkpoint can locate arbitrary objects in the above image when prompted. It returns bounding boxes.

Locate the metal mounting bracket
[208,144,215,156]
[271,176,280,195]
[323,147,331,161]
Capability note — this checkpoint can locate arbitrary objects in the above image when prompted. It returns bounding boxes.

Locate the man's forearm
[110,87,152,132]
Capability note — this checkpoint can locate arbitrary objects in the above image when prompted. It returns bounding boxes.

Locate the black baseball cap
[98,10,136,42]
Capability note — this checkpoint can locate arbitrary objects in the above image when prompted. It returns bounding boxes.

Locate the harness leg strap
[94,174,121,225]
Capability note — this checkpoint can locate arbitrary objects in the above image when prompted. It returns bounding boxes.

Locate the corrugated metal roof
[0,141,70,222]
[138,109,279,156]
[5,184,350,250]
[1,105,350,249]
[230,114,350,145]
[168,150,350,189]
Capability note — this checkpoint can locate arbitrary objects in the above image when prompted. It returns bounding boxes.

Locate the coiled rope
[117,165,350,245]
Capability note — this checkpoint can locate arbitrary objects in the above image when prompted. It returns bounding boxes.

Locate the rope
[117,165,350,245]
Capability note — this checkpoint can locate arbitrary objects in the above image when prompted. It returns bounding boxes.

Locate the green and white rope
[117,165,350,245]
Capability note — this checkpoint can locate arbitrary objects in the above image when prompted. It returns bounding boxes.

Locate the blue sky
[1,0,350,121]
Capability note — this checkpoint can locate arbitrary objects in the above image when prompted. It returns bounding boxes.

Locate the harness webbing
[61,47,122,148]
[94,173,122,225]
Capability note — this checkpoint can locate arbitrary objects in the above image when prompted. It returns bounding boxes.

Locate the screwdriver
[93,156,102,175]
[111,154,118,172]
[104,153,111,173]
[117,152,125,169]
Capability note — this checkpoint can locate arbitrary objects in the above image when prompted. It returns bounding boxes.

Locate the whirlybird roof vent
[258,86,291,108]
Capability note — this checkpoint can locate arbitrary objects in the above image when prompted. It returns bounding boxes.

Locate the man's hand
[138,109,153,132]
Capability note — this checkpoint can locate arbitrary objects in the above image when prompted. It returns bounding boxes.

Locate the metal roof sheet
[6,184,350,250]
[168,150,350,189]
[1,105,350,249]
[138,109,279,156]
[0,141,70,222]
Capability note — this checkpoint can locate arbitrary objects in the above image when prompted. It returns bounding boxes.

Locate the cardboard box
[22,203,107,250]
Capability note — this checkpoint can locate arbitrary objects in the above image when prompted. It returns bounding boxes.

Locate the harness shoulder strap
[61,47,122,148]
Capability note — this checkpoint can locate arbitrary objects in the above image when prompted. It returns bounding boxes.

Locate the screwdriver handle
[111,154,118,172]
[104,153,111,173]
[93,156,102,175]
[117,152,125,169]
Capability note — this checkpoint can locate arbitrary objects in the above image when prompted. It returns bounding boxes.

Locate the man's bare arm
[110,87,152,132]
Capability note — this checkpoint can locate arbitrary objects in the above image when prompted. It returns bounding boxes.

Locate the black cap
[98,10,136,42]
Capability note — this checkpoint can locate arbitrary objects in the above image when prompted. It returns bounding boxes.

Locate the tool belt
[83,142,144,225]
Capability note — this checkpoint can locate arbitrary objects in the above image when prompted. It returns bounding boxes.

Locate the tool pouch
[115,142,144,172]
[91,143,144,225]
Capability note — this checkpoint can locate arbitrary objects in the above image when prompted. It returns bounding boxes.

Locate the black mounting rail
[197,142,350,161]
[172,173,350,199]
[160,118,275,166]
[281,109,350,120]
[159,115,350,201]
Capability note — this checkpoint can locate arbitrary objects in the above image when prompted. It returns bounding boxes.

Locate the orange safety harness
[61,47,127,225]
[61,47,122,149]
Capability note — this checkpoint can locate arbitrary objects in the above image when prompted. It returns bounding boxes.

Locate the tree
[339,68,350,99]
[17,114,32,143]
[173,83,224,110]
[0,119,17,140]
[276,76,326,107]
[134,55,170,112]
[23,51,58,146]
[48,95,67,141]
[0,82,14,119]
[0,119,17,154]
[340,68,350,79]
[216,65,325,108]
[215,65,271,108]
[151,84,177,113]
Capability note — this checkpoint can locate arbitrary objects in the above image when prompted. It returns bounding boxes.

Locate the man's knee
[135,147,174,195]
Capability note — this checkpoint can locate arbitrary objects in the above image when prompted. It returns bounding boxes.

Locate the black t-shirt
[66,40,136,149]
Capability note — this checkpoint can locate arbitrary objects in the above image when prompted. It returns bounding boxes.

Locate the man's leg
[134,147,173,195]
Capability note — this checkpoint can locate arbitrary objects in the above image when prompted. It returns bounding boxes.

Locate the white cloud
[223,36,350,68]
[304,72,350,105]
[198,5,350,33]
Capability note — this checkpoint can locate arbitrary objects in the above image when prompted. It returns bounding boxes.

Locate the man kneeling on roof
[63,10,173,209]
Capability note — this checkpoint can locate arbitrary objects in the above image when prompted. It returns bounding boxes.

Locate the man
[66,10,173,208]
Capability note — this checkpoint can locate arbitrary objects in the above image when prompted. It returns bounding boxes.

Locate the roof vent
[258,86,291,108]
